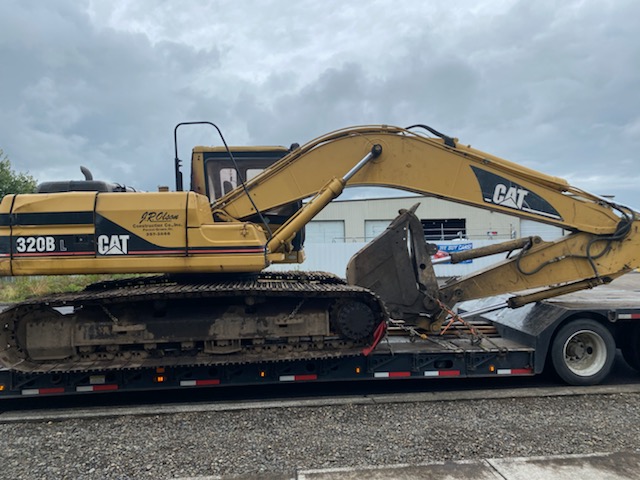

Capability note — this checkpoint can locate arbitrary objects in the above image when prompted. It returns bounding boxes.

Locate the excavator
[0,123,638,374]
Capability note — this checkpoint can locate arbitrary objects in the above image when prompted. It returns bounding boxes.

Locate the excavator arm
[215,125,640,330]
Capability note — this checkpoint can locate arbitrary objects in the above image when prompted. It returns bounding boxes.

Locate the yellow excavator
[0,122,638,373]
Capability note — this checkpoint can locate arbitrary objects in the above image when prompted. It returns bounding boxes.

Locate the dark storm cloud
[231,1,640,206]
[0,1,220,187]
[0,0,639,208]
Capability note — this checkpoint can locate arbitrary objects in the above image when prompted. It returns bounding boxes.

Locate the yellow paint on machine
[0,190,270,276]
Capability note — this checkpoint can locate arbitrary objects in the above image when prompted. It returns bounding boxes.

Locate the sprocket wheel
[331,300,377,341]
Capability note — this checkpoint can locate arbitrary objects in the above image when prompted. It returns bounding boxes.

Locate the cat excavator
[0,123,638,375]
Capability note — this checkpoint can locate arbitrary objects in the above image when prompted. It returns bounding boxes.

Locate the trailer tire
[551,319,615,386]
[620,323,640,371]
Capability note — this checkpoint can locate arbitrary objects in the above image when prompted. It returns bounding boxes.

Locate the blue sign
[433,242,473,264]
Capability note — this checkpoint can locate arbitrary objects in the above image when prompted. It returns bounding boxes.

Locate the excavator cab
[190,145,305,258]
[190,146,291,201]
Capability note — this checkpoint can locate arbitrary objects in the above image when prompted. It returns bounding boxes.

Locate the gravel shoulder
[2,391,640,479]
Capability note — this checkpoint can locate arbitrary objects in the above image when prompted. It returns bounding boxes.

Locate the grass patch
[0,275,135,303]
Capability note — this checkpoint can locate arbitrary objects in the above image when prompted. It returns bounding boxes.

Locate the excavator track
[0,272,387,373]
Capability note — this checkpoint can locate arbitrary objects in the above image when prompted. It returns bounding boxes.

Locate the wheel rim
[562,329,607,377]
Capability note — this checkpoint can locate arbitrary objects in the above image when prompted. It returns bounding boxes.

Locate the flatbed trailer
[1,274,640,399]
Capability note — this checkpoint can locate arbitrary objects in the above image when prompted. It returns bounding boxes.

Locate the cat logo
[97,234,130,255]
[492,184,529,210]
[471,166,563,221]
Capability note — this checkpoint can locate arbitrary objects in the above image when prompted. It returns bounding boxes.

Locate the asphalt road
[2,377,640,479]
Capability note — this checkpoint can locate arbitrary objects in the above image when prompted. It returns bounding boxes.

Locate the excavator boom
[216,125,627,234]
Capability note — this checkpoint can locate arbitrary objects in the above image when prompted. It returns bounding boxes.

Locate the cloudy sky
[1,0,639,209]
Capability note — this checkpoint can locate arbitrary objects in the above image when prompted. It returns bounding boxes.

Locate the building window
[421,218,466,240]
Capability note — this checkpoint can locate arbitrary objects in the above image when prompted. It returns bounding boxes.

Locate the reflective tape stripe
[424,370,461,377]
[76,384,119,392]
[374,371,411,378]
[497,368,533,375]
[618,313,640,320]
[22,387,65,396]
[180,379,221,387]
[279,374,317,382]
[12,251,94,257]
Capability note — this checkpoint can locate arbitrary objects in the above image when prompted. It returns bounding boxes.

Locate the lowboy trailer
[2,275,639,399]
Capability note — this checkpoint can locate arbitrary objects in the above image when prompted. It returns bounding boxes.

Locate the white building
[271,195,564,278]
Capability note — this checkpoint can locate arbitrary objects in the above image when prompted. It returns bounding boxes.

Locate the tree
[0,149,37,198]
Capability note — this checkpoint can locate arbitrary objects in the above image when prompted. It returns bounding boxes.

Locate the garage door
[306,220,345,243]
[365,220,392,241]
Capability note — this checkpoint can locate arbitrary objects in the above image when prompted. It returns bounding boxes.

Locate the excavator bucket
[346,204,442,324]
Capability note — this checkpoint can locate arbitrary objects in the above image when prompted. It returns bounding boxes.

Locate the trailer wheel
[551,319,615,386]
[620,323,640,371]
